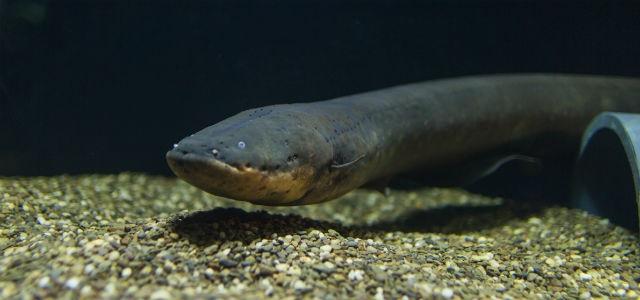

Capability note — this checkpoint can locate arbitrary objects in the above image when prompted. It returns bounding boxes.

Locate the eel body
[166,74,640,206]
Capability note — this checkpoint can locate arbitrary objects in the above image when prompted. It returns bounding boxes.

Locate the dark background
[1,0,639,176]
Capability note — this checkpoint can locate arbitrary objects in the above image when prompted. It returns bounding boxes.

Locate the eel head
[166,107,335,205]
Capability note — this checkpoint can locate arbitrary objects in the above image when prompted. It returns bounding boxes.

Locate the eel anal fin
[460,154,542,186]
[362,176,392,196]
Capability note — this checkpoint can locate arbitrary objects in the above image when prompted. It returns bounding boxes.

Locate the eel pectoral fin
[331,154,366,169]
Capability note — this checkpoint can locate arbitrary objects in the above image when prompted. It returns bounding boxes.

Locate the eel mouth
[166,149,316,206]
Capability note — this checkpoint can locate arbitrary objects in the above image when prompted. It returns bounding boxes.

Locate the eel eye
[212,148,219,157]
[237,141,246,149]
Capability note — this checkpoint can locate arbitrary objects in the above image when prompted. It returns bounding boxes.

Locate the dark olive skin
[167,74,640,206]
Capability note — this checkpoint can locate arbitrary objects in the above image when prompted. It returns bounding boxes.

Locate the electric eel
[166,74,640,206]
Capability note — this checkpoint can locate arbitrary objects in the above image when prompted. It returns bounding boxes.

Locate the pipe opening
[572,127,639,231]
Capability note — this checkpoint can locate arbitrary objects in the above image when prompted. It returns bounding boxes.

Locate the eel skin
[166,74,640,206]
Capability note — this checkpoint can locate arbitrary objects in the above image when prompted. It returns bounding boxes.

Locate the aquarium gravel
[1,173,638,299]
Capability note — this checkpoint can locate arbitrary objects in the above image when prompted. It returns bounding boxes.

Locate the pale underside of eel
[166,74,640,206]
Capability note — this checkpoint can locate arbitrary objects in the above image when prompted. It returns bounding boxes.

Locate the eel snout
[166,145,316,206]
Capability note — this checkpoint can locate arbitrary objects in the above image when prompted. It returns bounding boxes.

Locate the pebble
[579,273,593,281]
[312,262,336,274]
[370,265,388,281]
[320,245,333,252]
[121,267,132,278]
[219,258,238,268]
[275,263,289,272]
[441,288,454,299]
[374,287,385,300]
[471,252,494,262]
[37,277,51,289]
[83,264,96,276]
[107,250,120,261]
[346,239,359,248]
[64,277,80,290]
[292,280,310,292]
[348,269,365,281]
[150,289,172,300]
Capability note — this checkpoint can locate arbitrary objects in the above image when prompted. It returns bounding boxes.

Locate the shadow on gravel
[169,207,350,246]
[369,199,547,234]
[170,200,548,246]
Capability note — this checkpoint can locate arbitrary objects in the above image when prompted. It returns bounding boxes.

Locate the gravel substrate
[1,173,638,299]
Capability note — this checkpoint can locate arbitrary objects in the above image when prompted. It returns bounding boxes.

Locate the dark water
[2,0,639,176]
